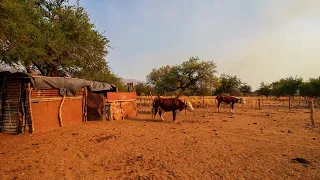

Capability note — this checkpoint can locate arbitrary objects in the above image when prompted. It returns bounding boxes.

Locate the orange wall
[31,98,83,133]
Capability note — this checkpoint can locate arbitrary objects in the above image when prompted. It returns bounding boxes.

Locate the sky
[72,0,320,90]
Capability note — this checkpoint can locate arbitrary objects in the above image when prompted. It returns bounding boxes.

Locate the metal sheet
[31,98,84,133]
[2,79,21,133]
[32,89,85,98]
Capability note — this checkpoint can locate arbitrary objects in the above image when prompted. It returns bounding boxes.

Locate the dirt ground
[1,104,320,180]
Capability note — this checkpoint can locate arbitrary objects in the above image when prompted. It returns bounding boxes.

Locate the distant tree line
[256,76,320,98]
[136,57,319,98]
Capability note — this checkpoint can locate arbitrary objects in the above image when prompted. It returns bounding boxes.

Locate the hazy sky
[73,0,320,90]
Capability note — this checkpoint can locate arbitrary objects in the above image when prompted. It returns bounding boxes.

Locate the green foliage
[134,82,155,96]
[300,77,320,97]
[147,56,218,96]
[146,65,172,95]
[214,74,242,95]
[256,82,272,98]
[0,0,122,86]
[239,84,252,96]
[270,76,303,97]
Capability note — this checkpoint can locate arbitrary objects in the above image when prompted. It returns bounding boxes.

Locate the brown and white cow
[216,95,245,113]
[152,97,194,122]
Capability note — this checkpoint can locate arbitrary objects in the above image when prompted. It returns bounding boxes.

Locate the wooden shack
[0,72,117,134]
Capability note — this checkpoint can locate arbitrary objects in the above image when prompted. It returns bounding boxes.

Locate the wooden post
[84,87,88,122]
[21,100,25,133]
[310,99,315,127]
[58,95,65,127]
[27,83,34,133]
[258,99,261,110]
[255,98,257,107]
[82,88,85,122]
[269,98,271,108]
[202,96,205,107]
[102,98,107,121]
[289,96,291,109]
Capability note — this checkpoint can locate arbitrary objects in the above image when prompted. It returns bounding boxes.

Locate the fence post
[289,96,291,109]
[258,99,261,110]
[310,99,315,127]
[202,96,205,108]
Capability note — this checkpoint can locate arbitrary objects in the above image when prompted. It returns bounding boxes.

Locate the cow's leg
[151,106,155,119]
[217,101,221,112]
[231,103,235,114]
[172,110,177,123]
[153,105,158,120]
[159,109,165,121]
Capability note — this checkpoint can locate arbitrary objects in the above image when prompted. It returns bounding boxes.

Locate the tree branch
[32,62,46,76]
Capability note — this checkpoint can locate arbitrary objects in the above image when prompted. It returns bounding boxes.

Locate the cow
[216,95,245,113]
[152,97,195,123]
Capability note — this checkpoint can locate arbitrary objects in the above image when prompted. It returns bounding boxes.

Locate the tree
[134,82,155,96]
[239,84,252,96]
[0,0,121,85]
[147,56,218,96]
[146,65,172,95]
[270,81,283,98]
[256,82,272,98]
[271,76,303,97]
[214,74,242,95]
[300,77,320,97]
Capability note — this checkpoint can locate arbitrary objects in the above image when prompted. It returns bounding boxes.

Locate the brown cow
[216,95,245,113]
[152,97,194,122]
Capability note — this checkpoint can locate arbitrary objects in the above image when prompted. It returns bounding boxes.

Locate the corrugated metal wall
[30,88,85,133]
[2,79,22,133]
[0,74,6,132]
[31,89,84,99]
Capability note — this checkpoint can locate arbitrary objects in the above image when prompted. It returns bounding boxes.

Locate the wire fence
[137,96,320,109]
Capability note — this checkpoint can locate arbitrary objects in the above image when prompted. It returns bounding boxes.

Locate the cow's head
[184,101,195,112]
[238,98,245,104]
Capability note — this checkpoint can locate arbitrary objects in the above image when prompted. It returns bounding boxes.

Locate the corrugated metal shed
[0,72,122,134]
[2,79,22,133]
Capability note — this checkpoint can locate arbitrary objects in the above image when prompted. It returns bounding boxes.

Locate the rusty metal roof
[0,72,117,96]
